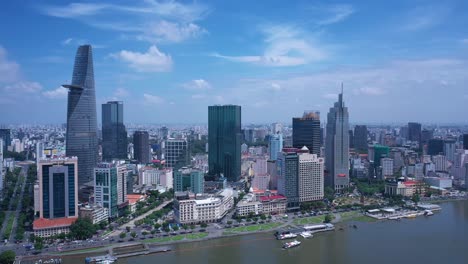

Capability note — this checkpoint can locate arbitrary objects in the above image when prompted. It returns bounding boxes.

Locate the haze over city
[1,0,468,124]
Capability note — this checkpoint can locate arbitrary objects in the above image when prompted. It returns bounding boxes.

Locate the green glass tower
[372,145,390,167]
[208,105,242,182]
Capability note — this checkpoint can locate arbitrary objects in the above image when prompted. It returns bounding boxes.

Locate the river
[66,200,468,264]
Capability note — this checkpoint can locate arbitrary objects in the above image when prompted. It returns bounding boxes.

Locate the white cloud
[400,5,450,31]
[213,25,327,67]
[113,88,129,98]
[4,81,42,93]
[140,21,206,43]
[322,93,338,99]
[317,4,355,25]
[0,46,20,83]
[270,82,282,91]
[191,94,206,99]
[182,79,212,90]
[112,45,173,72]
[41,1,209,43]
[43,87,67,99]
[354,87,386,96]
[143,93,164,104]
[461,39,468,44]
[62,38,73,45]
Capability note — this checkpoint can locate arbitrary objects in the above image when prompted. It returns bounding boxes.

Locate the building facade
[298,152,324,202]
[354,125,368,152]
[64,45,98,196]
[164,138,189,169]
[133,131,150,164]
[325,92,350,191]
[208,105,242,181]
[102,101,127,161]
[174,167,204,194]
[94,163,118,218]
[292,111,321,155]
[269,133,283,161]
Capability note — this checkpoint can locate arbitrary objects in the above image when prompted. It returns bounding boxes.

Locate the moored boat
[300,231,313,239]
[283,240,301,249]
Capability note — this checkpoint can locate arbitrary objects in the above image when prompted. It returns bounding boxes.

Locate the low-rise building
[79,205,109,224]
[33,217,77,238]
[259,194,287,215]
[424,177,452,189]
[236,194,262,216]
[174,188,234,224]
[127,194,146,213]
[385,180,426,197]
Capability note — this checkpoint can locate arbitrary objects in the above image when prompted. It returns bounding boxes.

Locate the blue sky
[1,0,468,124]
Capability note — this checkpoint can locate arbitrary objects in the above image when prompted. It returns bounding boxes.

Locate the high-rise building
[370,144,390,167]
[277,147,324,209]
[116,163,129,205]
[38,157,78,219]
[421,129,433,144]
[208,105,242,181]
[94,163,119,218]
[349,130,354,149]
[269,133,283,161]
[408,122,422,145]
[0,129,10,152]
[63,45,98,195]
[381,158,394,178]
[36,141,44,163]
[325,91,350,191]
[432,155,448,172]
[102,101,127,161]
[174,167,204,194]
[271,123,282,134]
[164,138,189,169]
[0,140,3,192]
[292,111,321,155]
[354,125,368,152]
[463,134,468,150]
[444,139,456,162]
[428,139,444,156]
[133,131,150,164]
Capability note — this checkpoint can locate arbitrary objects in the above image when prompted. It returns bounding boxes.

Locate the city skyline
[1,1,468,124]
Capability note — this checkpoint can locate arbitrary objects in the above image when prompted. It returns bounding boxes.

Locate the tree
[99,221,107,230]
[325,187,335,201]
[227,221,233,225]
[260,214,266,221]
[130,231,137,238]
[412,193,420,205]
[0,250,15,264]
[173,225,179,231]
[190,224,195,230]
[142,231,148,236]
[68,218,96,240]
[33,237,44,251]
[150,230,156,235]
[182,224,189,230]
[200,223,208,228]
[119,232,127,239]
[324,214,333,223]
[126,226,131,232]
[154,223,161,230]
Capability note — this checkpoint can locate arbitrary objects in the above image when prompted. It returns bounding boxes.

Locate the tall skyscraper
[428,139,444,156]
[408,122,422,145]
[277,147,324,209]
[36,141,44,164]
[102,101,128,161]
[444,139,456,162]
[164,138,189,169]
[421,129,433,145]
[133,131,150,164]
[0,128,11,152]
[349,130,354,149]
[38,157,78,219]
[0,140,3,192]
[208,105,242,182]
[464,134,468,150]
[269,133,283,161]
[292,111,321,155]
[325,91,350,191]
[354,125,368,152]
[63,45,98,195]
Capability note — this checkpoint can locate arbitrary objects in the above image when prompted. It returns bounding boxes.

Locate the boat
[283,240,301,249]
[388,216,401,221]
[300,231,313,239]
[405,214,417,219]
[277,233,298,240]
[85,255,117,264]
[424,210,434,216]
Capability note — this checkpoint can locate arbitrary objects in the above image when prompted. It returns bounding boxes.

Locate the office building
[325,91,350,191]
[133,131,150,164]
[94,163,119,218]
[381,158,394,178]
[421,129,433,144]
[292,111,321,155]
[271,123,283,134]
[102,101,127,161]
[116,163,129,205]
[63,45,98,195]
[269,133,283,161]
[0,140,3,192]
[408,122,422,145]
[174,188,234,224]
[79,205,109,224]
[34,157,78,237]
[428,139,444,156]
[369,144,389,167]
[174,167,204,194]
[139,167,173,189]
[464,134,468,150]
[354,125,368,152]
[0,129,10,152]
[298,151,324,202]
[36,141,44,163]
[432,155,448,172]
[443,139,456,162]
[252,174,270,191]
[277,149,300,209]
[164,138,189,169]
[208,105,242,181]
[253,158,267,175]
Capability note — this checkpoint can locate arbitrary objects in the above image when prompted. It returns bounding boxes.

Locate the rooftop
[33,217,77,229]
[259,195,286,202]
[127,194,146,204]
